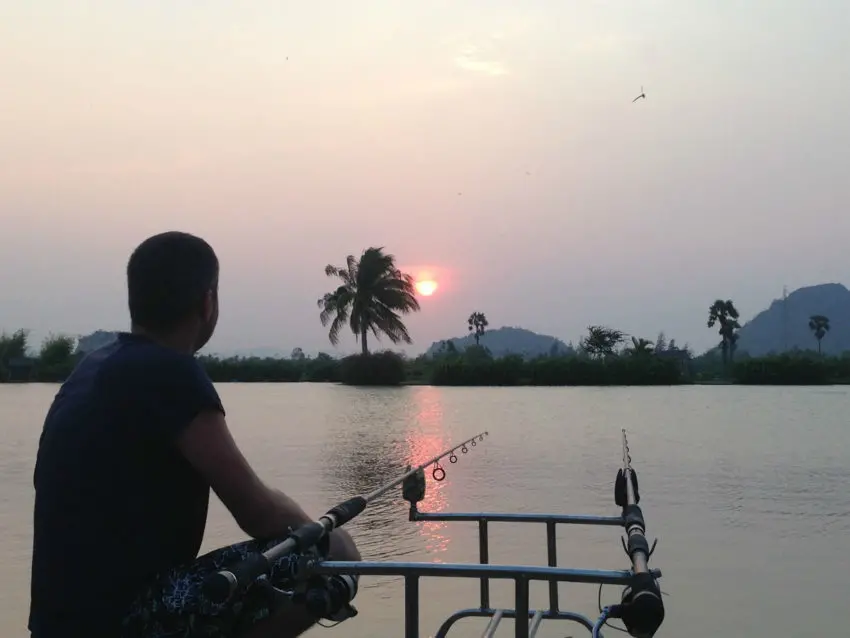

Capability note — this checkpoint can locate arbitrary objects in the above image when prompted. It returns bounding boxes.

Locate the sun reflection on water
[317,386,463,593]
[403,386,453,559]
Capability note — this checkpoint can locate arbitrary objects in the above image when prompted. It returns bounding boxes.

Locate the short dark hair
[127,231,219,333]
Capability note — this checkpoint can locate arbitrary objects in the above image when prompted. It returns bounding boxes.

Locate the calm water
[1,383,847,637]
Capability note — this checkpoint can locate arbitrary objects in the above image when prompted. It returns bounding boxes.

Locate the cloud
[454,44,508,77]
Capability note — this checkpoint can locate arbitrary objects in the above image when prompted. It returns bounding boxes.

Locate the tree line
[1,246,845,385]
[0,330,78,383]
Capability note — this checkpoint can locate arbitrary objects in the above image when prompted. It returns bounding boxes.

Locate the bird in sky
[632,86,646,102]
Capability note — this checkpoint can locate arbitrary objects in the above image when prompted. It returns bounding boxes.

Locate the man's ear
[202,289,216,321]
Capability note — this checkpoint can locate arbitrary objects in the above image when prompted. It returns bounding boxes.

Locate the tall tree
[0,329,29,364]
[39,334,76,367]
[467,312,489,346]
[318,247,420,355]
[580,325,626,358]
[808,315,830,354]
[707,299,741,368]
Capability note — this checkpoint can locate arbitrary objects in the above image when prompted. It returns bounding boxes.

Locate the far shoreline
[6,378,850,387]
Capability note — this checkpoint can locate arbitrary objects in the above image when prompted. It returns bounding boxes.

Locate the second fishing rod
[202,431,490,606]
[595,429,665,638]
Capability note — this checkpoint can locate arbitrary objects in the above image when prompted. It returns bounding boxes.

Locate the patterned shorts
[121,537,301,638]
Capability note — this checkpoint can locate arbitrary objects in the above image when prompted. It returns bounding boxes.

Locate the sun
[415,280,438,297]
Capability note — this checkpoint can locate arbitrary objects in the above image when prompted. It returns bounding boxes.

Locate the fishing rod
[202,430,490,607]
[593,429,665,638]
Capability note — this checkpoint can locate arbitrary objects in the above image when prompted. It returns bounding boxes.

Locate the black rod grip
[202,552,272,605]
[325,496,367,527]
[286,521,328,553]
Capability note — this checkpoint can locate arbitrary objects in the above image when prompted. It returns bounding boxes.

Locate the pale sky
[2,1,848,357]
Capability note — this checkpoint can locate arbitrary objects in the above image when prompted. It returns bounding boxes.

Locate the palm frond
[318,286,354,329]
[328,309,349,346]
[318,246,421,350]
[373,306,413,344]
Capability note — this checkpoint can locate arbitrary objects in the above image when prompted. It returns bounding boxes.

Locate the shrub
[339,351,406,386]
[429,353,684,386]
[732,354,837,385]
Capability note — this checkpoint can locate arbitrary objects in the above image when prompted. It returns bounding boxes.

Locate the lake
[1,383,847,637]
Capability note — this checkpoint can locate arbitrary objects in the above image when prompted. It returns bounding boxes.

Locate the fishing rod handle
[324,496,367,527]
[203,552,272,605]
[202,496,368,605]
[267,496,366,563]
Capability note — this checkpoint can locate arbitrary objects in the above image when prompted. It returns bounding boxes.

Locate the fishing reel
[603,572,665,638]
[300,573,360,625]
[239,570,359,628]
[282,533,361,624]
[256,545,359,626]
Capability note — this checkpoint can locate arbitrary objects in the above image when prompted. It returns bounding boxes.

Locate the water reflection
[402,387,452,559]
[5,384,850,638]
[318,387,454,573]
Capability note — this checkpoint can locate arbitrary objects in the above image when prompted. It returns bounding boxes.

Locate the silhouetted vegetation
[0,330,28,364]
[579,325,627,358]
[317,247,420,356]
[428,348,684,386]
[36,334,77,382]
[0,330,79,382]
[808,315,830,354]
[198,352,340,382]
[707,299,741,368]
[731,352,850,385]
[467,312,488,346]
[5,334,850,386]
[339,351,406,386]
[313,247,421,385]
[4,279,850,386]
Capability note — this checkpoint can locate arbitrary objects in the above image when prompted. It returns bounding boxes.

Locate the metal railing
[314,506,656,637]
[203,430,665,638]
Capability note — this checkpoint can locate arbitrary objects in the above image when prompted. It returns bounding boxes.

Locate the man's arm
[174,407,314,538]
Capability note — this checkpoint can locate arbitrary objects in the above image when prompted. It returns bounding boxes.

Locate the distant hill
[425,326,574,359]
[76,330,118,355]
[73,332,303,359]
[736,283,850,356]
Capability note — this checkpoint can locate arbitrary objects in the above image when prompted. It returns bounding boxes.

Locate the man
[29,231,360,638]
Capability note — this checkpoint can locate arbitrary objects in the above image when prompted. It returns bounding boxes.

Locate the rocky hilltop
[424,326,574,359]
[736,283,850,356]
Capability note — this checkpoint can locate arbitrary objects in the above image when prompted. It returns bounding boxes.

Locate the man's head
[127,231,220,353]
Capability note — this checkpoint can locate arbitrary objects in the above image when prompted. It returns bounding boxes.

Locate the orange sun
[415,280,438,296]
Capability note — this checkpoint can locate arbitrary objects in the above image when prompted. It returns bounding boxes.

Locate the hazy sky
[2,1,848,356]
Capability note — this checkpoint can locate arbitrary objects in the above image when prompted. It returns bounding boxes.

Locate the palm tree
[626,336,654,356]
[467,312,488,346]
[808,315,830,354]
[707,299,741,368]
[317,247,420,355]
